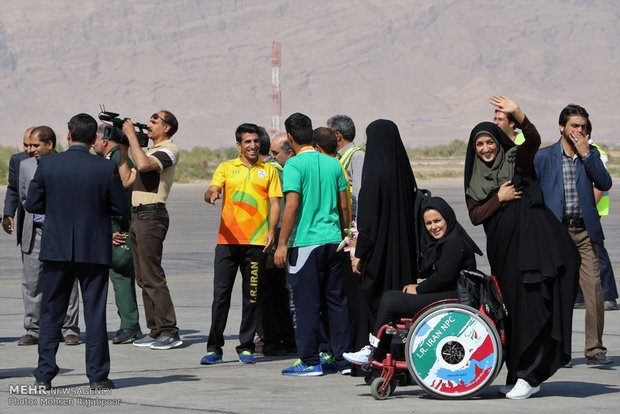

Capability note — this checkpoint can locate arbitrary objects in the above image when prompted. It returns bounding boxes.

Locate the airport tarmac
[0,181,618,413]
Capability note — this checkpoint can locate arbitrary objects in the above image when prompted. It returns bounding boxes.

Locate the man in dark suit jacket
[534,104,612,366]
[2,127,35,243]
[25,113,129,389]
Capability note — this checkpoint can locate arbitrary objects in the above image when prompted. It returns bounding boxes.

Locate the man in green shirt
[275,113,351,376]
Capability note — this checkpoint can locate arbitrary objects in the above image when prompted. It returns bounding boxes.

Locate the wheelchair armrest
[460,269,488,281]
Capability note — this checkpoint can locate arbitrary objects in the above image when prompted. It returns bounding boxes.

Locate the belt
[131,203,167,213]
[33,222,43,229]
[563,217,585,227]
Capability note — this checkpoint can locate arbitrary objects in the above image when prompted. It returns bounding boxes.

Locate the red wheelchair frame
[363,299,503,400]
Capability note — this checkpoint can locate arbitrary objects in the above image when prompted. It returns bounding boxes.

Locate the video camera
[98,106,149,147]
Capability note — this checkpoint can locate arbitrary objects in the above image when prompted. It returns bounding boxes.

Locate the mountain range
[1,0,618,150]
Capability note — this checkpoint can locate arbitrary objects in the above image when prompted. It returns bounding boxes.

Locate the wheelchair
[364,299,503,400]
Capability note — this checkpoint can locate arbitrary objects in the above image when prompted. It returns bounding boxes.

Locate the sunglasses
[151,113,168,124]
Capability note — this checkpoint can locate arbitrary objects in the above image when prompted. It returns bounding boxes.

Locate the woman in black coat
[464,96,579,399]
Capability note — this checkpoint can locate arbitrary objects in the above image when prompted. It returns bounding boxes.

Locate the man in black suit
[2,127,35,242]
[25,113,129,390]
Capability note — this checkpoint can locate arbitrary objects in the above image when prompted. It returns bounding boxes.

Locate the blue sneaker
[200,352,222,365]
[319,352,339,373]
[282,359,323,376]
[238,351,256,364]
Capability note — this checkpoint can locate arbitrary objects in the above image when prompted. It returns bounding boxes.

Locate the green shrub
[406,139,467,158]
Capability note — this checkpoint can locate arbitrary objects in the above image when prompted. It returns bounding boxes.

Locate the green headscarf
[464,122,518,201]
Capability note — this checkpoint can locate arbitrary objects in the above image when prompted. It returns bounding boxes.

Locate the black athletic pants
[207,244,265,354]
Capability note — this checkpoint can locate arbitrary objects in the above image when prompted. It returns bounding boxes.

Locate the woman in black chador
[464,96,579,399]
[352,119,418,321]
[345,120,418,375]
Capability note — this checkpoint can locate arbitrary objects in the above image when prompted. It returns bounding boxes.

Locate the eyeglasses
[151,113,168,125]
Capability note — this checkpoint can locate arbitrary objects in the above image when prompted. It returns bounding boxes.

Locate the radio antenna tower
[269,41,281,136]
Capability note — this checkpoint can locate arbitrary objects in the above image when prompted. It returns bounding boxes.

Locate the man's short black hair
[284,113,313,146]
[159,110,178,137]
[495,109,516,125]
[31,126,56,148]
[235,123,260,143]
[327,114,355,142]
[586,119,592,136]
[559,104,589,127]
[258,126,271,156]
[312,127,338,156]
[68,113,98,145]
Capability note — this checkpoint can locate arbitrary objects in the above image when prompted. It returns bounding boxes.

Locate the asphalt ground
[0,181,618,413]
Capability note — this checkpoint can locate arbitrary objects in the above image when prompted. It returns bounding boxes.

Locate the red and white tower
[269,41,281,136]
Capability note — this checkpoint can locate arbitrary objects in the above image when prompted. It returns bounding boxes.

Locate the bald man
[257,133,297,356]
[2,127,35,238]
[92,125,142,344]
[270,133,295,168]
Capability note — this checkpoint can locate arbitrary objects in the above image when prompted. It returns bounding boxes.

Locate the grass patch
[2,141,618,185]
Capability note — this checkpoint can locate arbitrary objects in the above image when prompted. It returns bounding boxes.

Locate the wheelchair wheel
[370,377,396,400]
[404,303,502,399]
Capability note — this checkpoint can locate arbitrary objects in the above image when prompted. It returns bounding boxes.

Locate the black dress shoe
[64,334,80,345]
[90,379,115,390]
[586,352,613,365]
[262,343,286,356]
[112,328,141,344]
[34,379,51,390]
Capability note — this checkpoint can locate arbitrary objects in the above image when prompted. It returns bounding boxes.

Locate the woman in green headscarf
[464,96,579,400]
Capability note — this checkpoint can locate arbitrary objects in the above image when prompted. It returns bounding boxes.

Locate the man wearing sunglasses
[118,111,182,350]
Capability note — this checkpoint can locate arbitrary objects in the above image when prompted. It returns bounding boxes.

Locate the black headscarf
[355,119,418,312]
[418,197,482,275]
[464,121,518,201]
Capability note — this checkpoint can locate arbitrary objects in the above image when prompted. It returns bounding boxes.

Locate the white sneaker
[343,345,372,365]
[505,378,540,399]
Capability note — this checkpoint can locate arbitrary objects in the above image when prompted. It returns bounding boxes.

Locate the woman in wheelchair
[343,196,482,366]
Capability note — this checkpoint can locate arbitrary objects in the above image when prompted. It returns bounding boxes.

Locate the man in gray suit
[18,126,80,346]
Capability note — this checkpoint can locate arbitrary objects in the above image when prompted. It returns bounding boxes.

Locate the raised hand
[489,95,524,124]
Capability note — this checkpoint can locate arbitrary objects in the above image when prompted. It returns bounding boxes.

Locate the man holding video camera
[118,110,182,350]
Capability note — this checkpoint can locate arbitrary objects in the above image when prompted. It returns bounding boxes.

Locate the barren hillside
[1,0,618,149]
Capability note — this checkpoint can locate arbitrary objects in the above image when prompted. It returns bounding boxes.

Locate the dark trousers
[109,267,140,331]
[130,209,178,338]
[34,261,110,384]
[207,244,265,354]
[258,263,296,349]
[287,243,351,368]
[374,290,459,335]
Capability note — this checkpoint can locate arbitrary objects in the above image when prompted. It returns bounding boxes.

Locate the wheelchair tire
[370,377,396,400]
[404,303,502,399]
